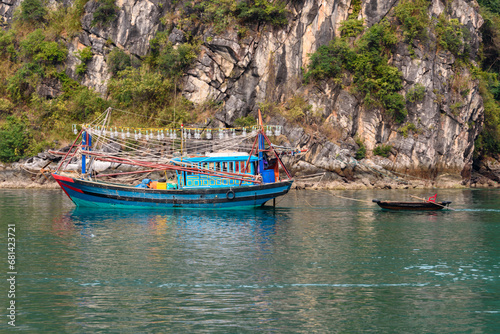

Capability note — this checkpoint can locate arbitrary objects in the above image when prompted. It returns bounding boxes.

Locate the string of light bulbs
[73,124,283,139]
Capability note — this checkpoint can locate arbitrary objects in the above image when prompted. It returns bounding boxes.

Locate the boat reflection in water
[59,206,290,244]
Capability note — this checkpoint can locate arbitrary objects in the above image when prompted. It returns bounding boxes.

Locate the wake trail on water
[68,279,432,288]
[154,282,432,288]
[453,208,500,212]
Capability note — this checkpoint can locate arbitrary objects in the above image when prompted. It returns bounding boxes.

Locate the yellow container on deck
[156,182,167,190]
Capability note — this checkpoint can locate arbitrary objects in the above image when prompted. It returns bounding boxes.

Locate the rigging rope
[59,107,300,186]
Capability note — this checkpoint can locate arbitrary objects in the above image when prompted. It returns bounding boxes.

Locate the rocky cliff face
[1,0,487,185]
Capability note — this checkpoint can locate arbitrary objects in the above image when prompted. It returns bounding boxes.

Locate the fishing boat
[372,199,452,211]
[52,108,301,209]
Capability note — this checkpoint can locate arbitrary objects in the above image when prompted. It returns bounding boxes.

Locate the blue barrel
[262,170,275,184]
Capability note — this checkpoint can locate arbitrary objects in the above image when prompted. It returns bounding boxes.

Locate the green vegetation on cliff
[475,0,500,156]
[0,0,108,164]
[91,0,119,27]
[183,0,288,32]
[20,0,47,23]
[0,116,32,163]
[304,18,405,123]
[165,0,288,36]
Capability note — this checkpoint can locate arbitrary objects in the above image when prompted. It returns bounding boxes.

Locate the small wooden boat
[372,199,452,211]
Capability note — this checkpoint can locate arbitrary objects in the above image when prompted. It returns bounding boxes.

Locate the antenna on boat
[180,123,184,160]
[257,110,265,177]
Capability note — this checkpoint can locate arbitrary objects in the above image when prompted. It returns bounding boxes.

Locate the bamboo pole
[57,129,83,172]
[410,195,455,211]
[87,154,261,184]
[261,130,292,179]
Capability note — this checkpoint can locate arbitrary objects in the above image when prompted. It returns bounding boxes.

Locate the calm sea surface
[1,188,499,333]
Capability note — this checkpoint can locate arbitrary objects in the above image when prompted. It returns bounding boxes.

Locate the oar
[410,195,455,211]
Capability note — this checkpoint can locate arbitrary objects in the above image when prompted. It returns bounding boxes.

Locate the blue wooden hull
[53,174,292,209]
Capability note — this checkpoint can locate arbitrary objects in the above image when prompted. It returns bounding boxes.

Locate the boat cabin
[173,152,260,189]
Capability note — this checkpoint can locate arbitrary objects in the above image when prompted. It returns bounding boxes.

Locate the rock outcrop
[182,0,484,183]
[1,0,492,185]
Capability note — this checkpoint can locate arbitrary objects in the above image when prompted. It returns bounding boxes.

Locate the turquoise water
[1,188,499,332]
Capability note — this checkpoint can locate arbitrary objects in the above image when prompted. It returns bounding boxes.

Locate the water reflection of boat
[63,206,290,230]
[372,199,452,211]
[58,206,291,253]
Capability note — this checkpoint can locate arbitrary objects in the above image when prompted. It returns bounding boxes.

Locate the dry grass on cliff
[450,70,471,98]
[192,100,224,124]
[318,123,343,142]
[260,97,344,143]
[0,62,21,96]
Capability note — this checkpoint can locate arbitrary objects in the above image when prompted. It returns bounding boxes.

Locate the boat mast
[257,110,265,175]
[85,107,112,178]
[180,123,184,160]
[256,109,292,180]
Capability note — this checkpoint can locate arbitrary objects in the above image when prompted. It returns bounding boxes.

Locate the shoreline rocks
[2,153,498,190]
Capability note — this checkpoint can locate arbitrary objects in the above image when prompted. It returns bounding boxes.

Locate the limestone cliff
[0,0,488,185]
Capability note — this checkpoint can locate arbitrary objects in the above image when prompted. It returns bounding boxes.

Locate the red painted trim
[54,178,72,199]
[61,183,84,194]
[51,173,75,183]
[52,173,81,201]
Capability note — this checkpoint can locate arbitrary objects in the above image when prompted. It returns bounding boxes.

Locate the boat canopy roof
[172,153,258,164]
